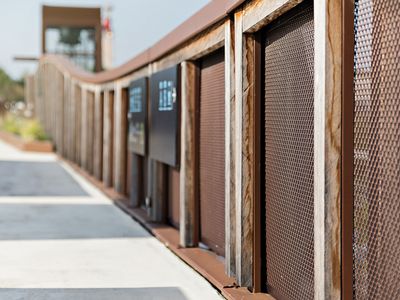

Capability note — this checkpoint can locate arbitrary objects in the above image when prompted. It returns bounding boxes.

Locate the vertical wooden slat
[87,91,95,174]
[103,90,114,187]
[75,86,82,166]
[93,89,104,180]
[113,86,128,193]
[179,61,199,247]
[314,0,342,299]
[69,80,77,162]
[224,18,236,276]
[81,88,88,169]
[234,9,255,287]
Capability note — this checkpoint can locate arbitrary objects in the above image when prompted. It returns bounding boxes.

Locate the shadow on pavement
[0,161,87,196]
[0,287,188,300]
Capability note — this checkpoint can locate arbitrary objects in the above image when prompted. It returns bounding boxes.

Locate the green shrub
[1,114,21,135]
[0,114,48,141]
[20,119,48,141]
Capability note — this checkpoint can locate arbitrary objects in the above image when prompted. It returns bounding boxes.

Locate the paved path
[0,140,222,300]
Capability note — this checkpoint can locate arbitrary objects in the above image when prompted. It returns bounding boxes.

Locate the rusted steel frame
[341,0,354,299]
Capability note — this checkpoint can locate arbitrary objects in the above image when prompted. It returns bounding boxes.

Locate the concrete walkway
[0,140,222,300]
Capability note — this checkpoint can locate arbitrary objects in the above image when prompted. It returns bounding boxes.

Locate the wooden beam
[152,22,225,73]
[242,0,304,33]
[314,0,342,299]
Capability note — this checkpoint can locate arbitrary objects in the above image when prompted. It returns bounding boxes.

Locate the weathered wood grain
[234,11,254,287]
[87,91,95,174]
[80,88,88,169]
[112,85,128,194]
[103,90,114,188]
[242,0,304,33]
[224,18,236,277]
[314,0,342,299]
[93,89,103,180]
[179,61,198,247]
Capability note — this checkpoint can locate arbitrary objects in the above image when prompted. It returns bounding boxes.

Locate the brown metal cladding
[168,167,180,229]
[353,1,400,299]
[199,49,225,257]
[263,4,314,299]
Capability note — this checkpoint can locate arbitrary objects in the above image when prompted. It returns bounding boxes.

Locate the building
[42,5,102,72]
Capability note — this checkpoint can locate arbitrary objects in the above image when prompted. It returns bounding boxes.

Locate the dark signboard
[128,77,147,156]
[149,66,180,167]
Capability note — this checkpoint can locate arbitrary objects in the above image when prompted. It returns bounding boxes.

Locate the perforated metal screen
[199,49,225,257]
[353,1,400,299]
[263,4,314,299]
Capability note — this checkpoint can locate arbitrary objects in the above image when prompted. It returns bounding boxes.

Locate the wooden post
[62,75,68,159]
[179,61,198,247]
[93,89,104,180]
[225,19,236,276]
[81,88,88,169]
[103,90,114,188]
[69,80,77,162]
[75,86,82,166]
[234,10,255,287]
[113,85,128,194]
[314,0,342,299]
[87,91,95,174]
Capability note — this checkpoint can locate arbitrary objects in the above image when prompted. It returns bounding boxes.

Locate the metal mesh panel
[199,49,225,257]
[264,5,314,299]
[353,1,400,299]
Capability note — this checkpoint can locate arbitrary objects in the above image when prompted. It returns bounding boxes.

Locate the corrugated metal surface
[263,5,314,299]
[168,167,180,228]
[353,1,400,299]
[199,49,225,257]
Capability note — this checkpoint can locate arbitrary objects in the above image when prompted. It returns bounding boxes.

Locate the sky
[0,0,209,79]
